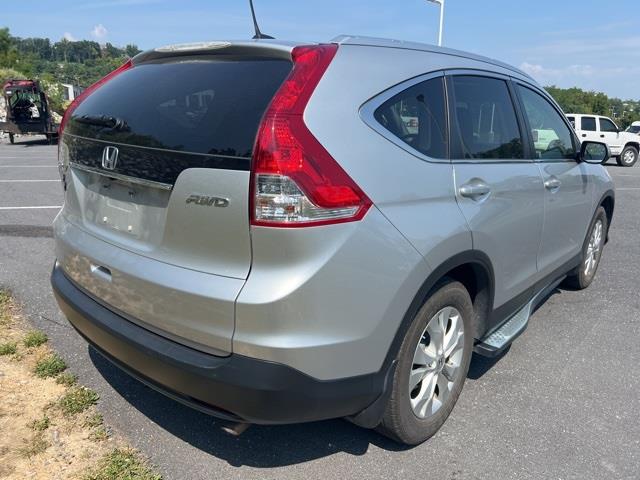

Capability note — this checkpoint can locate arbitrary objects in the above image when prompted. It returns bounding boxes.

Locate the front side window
[374,77,448,159]
[449,76,523,160]
[517,86,576,160]
[581,116,597,131]
[599,117,618,133]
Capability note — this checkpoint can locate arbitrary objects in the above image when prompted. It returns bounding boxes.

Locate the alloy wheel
[584,219,603,277]
[623,149,636,165]
[409,306,464,419]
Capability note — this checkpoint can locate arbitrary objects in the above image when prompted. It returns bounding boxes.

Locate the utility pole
[427,0,445,47]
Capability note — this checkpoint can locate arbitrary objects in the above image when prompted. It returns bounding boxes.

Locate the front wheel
[377,280,473,445]
[617,146,638,167]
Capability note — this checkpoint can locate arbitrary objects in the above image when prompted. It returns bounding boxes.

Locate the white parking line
[616,187,640,191]
[0,165,58,168]
[0,206,61,210]
[0,180,59,183]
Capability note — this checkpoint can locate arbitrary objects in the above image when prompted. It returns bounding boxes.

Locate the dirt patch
[0,290,161,479]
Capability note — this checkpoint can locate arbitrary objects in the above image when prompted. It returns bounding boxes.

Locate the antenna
[249,0,274,40]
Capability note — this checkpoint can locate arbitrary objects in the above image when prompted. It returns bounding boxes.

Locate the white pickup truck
[567,114,638,167]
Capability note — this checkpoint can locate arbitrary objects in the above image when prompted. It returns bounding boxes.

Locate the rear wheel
[377,280,473,445]
[564,207,607,290]
[617,146,638,167]
[8,133,15,144]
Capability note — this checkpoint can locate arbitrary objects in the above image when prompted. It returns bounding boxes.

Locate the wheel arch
[598,190,615,238]
[623,141,639,152]
[383,250,495,370]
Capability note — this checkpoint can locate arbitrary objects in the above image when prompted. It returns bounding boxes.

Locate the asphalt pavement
[0,136,638,480]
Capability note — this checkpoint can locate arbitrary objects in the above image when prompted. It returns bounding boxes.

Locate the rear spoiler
[132,40,305,65]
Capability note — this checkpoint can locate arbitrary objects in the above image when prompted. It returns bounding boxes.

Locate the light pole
[427,0,445,47]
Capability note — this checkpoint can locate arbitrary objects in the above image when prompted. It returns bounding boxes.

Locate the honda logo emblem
[101,146,119,171]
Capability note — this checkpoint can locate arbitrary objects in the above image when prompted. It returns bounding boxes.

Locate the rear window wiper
[74,114,128,130]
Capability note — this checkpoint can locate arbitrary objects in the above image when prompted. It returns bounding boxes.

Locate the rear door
[448,73,544,323]
[57,52,292,352]
[578,116,599,143]
[599,117,623,154]
[514,83,592,276]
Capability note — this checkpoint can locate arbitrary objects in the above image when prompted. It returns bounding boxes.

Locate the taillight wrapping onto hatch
[251,45,372,227]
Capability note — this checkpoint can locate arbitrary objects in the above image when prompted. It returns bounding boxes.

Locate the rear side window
[449,76,523,160]
[374,77,448,159]
[599,117,618,132]
[67,57,292,157]
[581,117,597,131]
[517,85,576,160]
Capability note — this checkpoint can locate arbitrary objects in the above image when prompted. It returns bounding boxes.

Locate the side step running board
[474,277,565,357]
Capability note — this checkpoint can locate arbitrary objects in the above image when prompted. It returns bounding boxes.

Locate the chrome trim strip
[69,162,173,191]
[63,132,251,161]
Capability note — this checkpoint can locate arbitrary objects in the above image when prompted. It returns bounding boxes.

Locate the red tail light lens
[58,59,133,136]
[251,45,372,227]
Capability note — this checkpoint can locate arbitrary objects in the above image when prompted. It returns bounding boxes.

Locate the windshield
[626,125,640,134]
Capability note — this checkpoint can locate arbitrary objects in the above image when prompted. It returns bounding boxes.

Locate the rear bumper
[51,263,383,424]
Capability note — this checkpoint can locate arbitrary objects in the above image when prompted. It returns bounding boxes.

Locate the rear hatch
[56,44,293,353]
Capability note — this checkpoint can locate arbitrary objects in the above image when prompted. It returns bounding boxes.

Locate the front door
[515,83,593,279]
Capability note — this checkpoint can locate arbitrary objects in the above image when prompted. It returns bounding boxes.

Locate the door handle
[459,182,491,199]
[600,134,605,138]
[582,134,587,137]
[544,177,561,191]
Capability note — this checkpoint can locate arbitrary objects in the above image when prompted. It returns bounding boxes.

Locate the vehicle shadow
[88,347,410,468]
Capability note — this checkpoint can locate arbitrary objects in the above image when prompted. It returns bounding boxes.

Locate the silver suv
[51,36,615,445]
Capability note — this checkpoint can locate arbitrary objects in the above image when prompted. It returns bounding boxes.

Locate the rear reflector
[251,45,371,227]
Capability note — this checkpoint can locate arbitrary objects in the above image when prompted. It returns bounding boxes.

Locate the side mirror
[580,141,610,164]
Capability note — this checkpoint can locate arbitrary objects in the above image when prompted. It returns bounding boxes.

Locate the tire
[377,280,473,445]
[617,146,638,167]
[564,207,607,290]
[8,133,14,144]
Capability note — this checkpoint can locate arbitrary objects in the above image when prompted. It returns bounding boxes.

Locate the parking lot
[0,137,638,480]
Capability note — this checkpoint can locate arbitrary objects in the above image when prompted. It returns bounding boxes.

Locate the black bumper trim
[51,264,384,424]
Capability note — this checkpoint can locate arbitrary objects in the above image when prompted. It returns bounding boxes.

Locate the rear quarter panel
[304,45,474,270]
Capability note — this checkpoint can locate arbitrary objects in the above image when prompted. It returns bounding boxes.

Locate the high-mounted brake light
[58,59,133,136]
[251,44,372,227]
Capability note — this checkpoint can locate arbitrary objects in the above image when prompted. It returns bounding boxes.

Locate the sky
[3,0,640,100]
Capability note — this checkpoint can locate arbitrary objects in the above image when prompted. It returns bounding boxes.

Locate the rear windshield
[66,57,292,157]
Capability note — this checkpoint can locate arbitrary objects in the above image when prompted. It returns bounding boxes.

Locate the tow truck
[0,79,59,144]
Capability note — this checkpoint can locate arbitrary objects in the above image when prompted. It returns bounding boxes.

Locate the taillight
[250,45,371,227]
[58,59,133,136]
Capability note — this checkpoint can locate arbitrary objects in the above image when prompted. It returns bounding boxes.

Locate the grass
[89,426,109,442]
[82,449,161,480]
[83,413,103,428]
[0,289,14,326]
[28,415,51,432]
[18,432,50,458]
[23,330,48,348]
[0,341,17,356]
[58,387,99,416]
[85,413,108,441]
[34,353,67,378]
[55,372,78,386]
